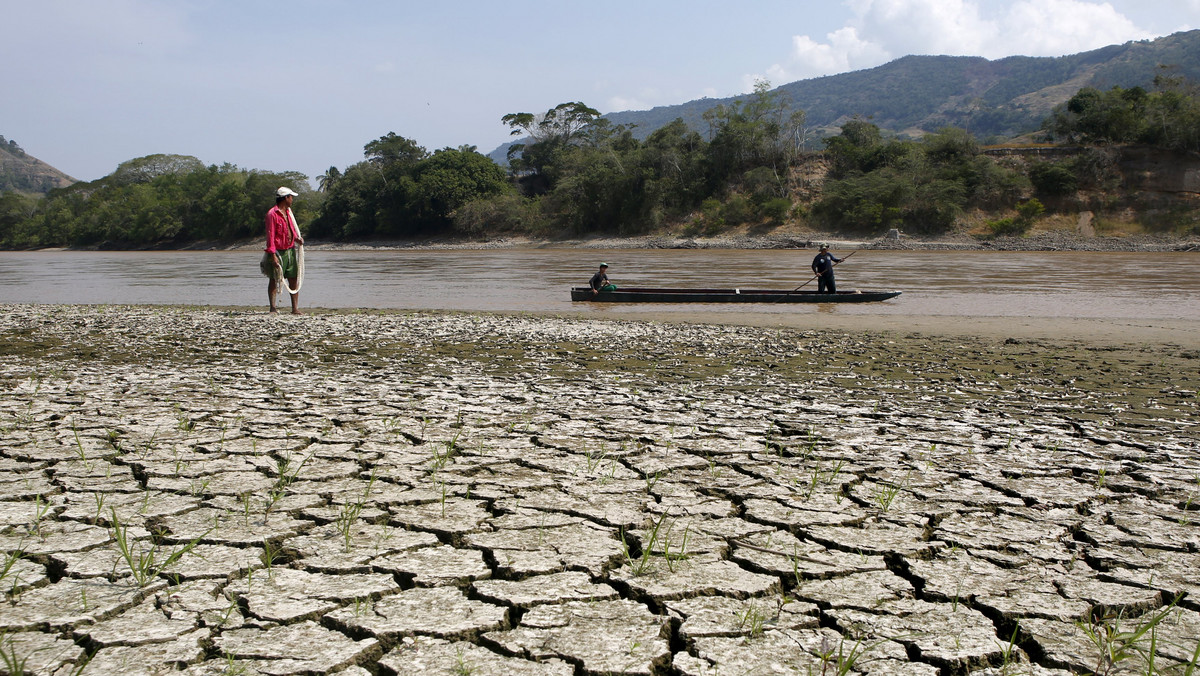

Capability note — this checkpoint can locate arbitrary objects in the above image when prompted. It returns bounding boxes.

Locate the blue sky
[4,0,1198,184]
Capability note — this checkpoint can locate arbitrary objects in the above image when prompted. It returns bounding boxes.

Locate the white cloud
[997,0,1151,56]
[765,0,1161,85]
[607,95,649,111]
[762,25,892,83]
[855,0,995,56]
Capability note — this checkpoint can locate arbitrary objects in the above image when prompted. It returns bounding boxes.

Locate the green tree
[410,147,511,230]
[364,132,428,168]
[823,118,884,178]
[502,102,603,195]
[0,192,37,247]
[318,166,341,192]
[502,102,602,145]
[703,80,794,187]
[640,119,708,212]
[110,154,206,185]
[308,162,387,239]
[1029,162,1078,196]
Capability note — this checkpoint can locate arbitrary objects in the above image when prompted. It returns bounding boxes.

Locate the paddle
[775,250,857,301]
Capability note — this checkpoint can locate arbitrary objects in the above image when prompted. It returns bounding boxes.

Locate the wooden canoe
[570,287,902,303]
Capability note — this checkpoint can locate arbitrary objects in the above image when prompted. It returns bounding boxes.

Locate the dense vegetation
[308,136,509,239]
[0,155,307,248]
[1041,70,1200,151]
[4,41,1200,248]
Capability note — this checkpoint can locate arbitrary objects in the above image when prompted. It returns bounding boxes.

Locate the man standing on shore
[261,187,304,314]
[811,244,841,294]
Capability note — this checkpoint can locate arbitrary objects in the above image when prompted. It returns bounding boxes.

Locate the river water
[1,249,1197,323]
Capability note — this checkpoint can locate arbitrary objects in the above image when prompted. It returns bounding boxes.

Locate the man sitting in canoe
[589,263,617,295]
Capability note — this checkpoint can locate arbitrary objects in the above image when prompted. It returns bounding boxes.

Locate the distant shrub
[743,167,785,205]
[1015,198,1045,222]
[1029,162,1077,196]
[758,197,792,222]
[986,217,1026,237]
[987,198,1044,237]
[453,193,548,236]
[699,198,723,223]
[720,195,753,225]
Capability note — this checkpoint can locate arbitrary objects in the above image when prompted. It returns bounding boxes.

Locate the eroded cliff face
[1117,145,1200,195]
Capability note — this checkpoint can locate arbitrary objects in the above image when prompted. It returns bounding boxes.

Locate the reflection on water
[1,249,1197,321]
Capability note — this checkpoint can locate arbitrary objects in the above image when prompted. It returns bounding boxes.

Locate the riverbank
[212,229,1199,254]
[1,304,1197,674]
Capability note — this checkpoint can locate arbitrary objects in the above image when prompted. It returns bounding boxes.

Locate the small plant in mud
[827,459,846,484]
[188,477,211,497]
[799,466,821,500]
[705,453,722,478]
[816,634,885,676]
[28,494,52,539]
[70,418,93,467]
[644,470,665,492]
[261,539,282,579]
[662,520,692,572]
[1,549,25,597]
[1077,597,1191,676]
[736,602,769,637]
[430,429,462,471]
[1180,476,1199,526]
[220,650,249,676]
[335,498,366,552]
[789,544,806,590]
[0,632,34,676]
[174,404,195,433]
[620,510,673,576]
[452,646,474,676]
[216,595,241,628]
[992,621,1024,675]
[764,424,780,457]
[585,443,610,473]
[109,508,209,586]
[802,426,820,459]
[266,452,311,512]
[871,475,907,513]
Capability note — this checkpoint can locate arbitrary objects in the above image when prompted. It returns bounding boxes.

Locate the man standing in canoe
[811,244,842,294]
[589,262,616,295]
[261,187,304,314]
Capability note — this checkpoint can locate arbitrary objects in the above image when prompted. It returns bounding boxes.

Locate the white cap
[276,187,299,198]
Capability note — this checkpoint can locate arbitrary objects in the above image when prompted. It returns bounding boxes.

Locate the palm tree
[317,166,341,192]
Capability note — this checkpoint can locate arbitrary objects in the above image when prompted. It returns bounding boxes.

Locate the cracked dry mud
[1,304,1197,675]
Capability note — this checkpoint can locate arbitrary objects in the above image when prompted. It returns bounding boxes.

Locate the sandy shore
[1,304,1197,674]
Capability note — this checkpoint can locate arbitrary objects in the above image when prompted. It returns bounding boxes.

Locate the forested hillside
[0,136,75,195]
[595,30,1200,147]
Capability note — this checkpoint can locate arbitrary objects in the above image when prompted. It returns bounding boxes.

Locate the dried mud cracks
[1,304,1198,675]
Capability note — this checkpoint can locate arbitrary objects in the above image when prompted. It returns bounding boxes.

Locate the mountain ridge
[489,30,1200,162]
